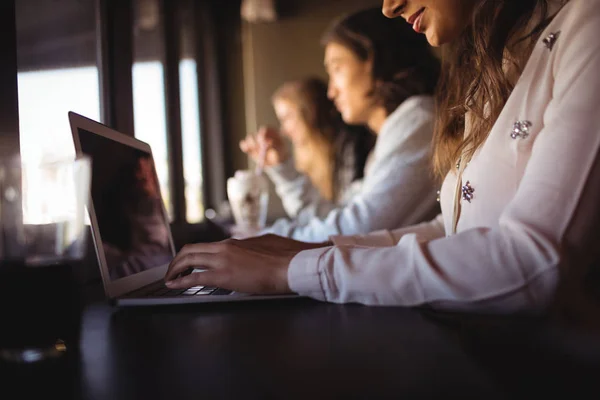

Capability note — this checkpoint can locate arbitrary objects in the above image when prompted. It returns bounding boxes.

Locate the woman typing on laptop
[166,0,600,323]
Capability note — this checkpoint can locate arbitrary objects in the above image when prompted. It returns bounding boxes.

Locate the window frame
[0,0,20,157]
[2,0,232,246]
[95,0,228,226]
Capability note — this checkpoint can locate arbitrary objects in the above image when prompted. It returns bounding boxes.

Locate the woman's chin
[424,30,440,47]
[341,112,360,125]
[425,28,453,48]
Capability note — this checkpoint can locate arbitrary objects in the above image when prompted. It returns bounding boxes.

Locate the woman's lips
[413,9,425,33]
[407,7,426,32]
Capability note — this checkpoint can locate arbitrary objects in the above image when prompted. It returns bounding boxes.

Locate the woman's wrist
[277,264,292,293]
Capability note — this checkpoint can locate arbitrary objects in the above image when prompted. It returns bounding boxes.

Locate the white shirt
[262,95,440,242]
[288,0,600,317]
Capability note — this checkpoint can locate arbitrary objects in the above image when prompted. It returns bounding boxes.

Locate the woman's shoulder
[379,95,435,142]
[536,0,600,78]
[550,0,600,39]
[391,95,435,124]
[395,95,435,116]
[557,0,600,17]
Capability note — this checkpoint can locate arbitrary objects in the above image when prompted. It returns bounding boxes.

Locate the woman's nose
[327,83,337,100]
[382,0,406,19]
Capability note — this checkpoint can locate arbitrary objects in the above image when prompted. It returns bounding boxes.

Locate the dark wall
[213,0,247,182]
[0,0,20,156]
[15,0,97,71]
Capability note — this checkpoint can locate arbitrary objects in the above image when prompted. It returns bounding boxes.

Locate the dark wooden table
[4,297,600,399]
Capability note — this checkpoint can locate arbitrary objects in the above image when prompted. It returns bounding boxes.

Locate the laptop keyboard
[146,286,232,297]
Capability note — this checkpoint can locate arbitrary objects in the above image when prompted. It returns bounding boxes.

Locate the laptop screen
[77,128,173,281]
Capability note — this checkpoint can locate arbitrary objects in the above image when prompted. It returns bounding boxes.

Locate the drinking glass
[227,170,269,237]
[0,156,91,363]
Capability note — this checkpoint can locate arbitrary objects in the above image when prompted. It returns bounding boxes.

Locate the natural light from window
[132,61,172,219]
[18,66,100,163]
[18,66,100,226]
[18,63,204,225]
[180,59,203,223]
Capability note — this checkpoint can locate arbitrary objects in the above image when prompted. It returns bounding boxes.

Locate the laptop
[68,111,300,306]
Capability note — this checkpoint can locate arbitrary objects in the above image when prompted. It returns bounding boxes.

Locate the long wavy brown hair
[433,0,568,178]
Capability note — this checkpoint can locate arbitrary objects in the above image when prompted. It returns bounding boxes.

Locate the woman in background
[239,7,441,242]
[242,77,374,206]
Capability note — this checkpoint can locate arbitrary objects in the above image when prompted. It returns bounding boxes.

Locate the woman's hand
[164,235,331,294]
[240,234,332,252]
[239,126,289,167]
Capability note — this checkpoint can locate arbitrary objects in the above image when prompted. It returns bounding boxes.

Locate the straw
[255,138,267,176]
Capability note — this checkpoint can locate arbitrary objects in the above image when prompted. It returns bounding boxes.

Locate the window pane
[16,0,100,163]
[132,0,172,219]
[18,67,100,162]
[132,62,170,218]
[180,59,203,223]
[178,0,203,223]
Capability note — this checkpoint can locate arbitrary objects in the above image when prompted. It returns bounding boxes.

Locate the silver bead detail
[461,181,475,203]
[436,190,441,203]
[511,120,532,139]
[542,31,560,51]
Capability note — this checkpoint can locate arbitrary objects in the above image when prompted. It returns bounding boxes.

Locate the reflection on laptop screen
[78,128,173,280]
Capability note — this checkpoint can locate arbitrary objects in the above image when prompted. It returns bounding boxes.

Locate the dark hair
[433,0,568,178]
[321,7,440,115]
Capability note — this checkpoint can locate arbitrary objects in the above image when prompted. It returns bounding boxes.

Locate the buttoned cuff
[288,247,331,301]
[329,230,395,247]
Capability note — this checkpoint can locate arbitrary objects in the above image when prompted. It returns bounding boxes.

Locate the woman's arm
[264,109,438,243]
[265,157,338,219]
[329,214,446,247]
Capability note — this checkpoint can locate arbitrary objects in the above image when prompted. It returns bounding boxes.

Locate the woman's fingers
[243,127,284,165]
[239,139,249,153]
[165,269,223,289]
[240,135,259,156]
[165,251,219,282]
[163,237,296,294]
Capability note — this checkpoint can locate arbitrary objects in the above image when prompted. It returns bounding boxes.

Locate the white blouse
[262,96,440,242]
[288,0,600,316]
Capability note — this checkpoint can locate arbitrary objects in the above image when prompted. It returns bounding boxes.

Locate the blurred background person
[240,7,441,242]
[241,77,375,208]
[273,77,375,203]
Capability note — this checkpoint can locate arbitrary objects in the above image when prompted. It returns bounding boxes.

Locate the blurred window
[132,0,172,219]
[15,0,206,226]
[179,0,203,223]
[16,0,100,163]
